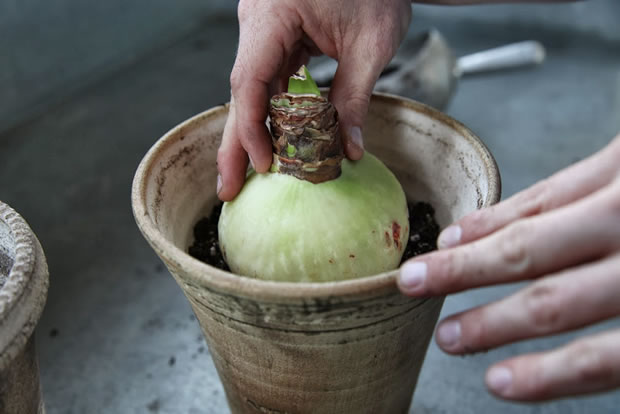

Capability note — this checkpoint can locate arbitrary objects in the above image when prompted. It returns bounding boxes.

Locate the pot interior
[139,95,499,268]
[0,219,14,288]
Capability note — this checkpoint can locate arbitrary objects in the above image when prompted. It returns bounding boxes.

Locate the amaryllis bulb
[219,154,409,282]
[218,66,409,282]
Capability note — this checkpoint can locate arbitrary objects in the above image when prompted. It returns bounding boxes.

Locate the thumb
[328,53,383,161]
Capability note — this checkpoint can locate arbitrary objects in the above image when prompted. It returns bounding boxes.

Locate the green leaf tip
[287,65,320,96]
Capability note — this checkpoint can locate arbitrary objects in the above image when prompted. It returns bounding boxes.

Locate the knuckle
[462,310,490,352]
[567,340,614,384]
[229,67,244,93]
[216,143,230,161]
[348,89,372,108]
[431,249,468,293]
[608,181,620,216]
[371,29,398,61]
[342,90,372,122]
[523,281,563,331]
[515,179,552,217]
[463,208,492,234]
[377,22,403,62]
[513,358,548,399]
[600,180,620,249]
[466,209,486,226]
[498,222,532,275]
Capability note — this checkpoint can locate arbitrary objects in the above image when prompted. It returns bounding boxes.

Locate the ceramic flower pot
[0,201,49,414]
[132,93,500,414]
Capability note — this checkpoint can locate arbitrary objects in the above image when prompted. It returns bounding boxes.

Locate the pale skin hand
[398,133,620,401]
[217,0,577,200]
[217,0,413,201]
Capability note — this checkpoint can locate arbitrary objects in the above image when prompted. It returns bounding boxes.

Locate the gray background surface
[1,0,619,413]
[0,0,231,134]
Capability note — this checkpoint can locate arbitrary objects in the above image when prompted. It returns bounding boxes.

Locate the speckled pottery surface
[0,201,49,414]
[132,93,501,414]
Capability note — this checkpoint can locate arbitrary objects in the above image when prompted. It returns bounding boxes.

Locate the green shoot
[287,65,320,96]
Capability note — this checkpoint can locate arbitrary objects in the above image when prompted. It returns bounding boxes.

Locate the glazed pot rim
[131,93,501,301]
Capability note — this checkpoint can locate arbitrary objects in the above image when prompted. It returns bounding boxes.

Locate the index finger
[437,134,620,249]
[397,180,620,297]
[217,7,304,200]
[229,6,303,170]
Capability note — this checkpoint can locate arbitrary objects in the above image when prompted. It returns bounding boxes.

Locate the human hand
[398,133,620,401]
[216,0,413,200]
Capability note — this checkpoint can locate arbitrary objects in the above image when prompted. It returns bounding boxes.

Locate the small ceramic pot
[132,94,500,414]
[0,201,49,414]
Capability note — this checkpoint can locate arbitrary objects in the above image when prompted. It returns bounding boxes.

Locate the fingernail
[438,225,462,249]
[216,174,223,195]
[248,154,255,170]
[399,261,427,292]
[486,366,513,394]
[349,126,364,150]
[437,320,461,348]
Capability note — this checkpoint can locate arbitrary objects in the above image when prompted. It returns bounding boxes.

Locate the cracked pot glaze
[0,201,49,414]
[132,93,501,414]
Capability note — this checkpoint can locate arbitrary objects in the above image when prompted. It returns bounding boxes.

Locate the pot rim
[0,201,48,365]
[131,93,501,300]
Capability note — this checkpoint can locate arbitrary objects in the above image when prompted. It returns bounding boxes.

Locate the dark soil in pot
[0,251,12,287]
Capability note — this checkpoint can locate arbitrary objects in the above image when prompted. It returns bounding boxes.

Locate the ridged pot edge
[0,201,49,369]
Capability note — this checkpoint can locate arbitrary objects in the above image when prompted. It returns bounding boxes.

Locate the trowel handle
[456,41,546,76]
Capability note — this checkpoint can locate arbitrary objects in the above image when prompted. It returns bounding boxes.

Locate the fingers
[328,54,375,160]
[437,135,620,249]
[329,16,403,161]
[398,178,620,296]
[217,102,250,201]
[433,253,620,355]
[218,2,304,199]
[485,328,620,401]
[219,0,415,198]
[230,22,286,173]
[328,0,411,161]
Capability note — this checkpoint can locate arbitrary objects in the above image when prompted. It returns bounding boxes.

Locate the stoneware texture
[131,93,501,414]
[0,201,49,414]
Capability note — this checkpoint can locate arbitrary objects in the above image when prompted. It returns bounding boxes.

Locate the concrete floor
[1,2,619,414]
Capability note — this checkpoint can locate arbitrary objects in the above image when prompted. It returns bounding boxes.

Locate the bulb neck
[269,93,343,184]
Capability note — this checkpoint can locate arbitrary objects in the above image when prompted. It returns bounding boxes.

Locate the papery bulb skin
[218,66,409,282]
